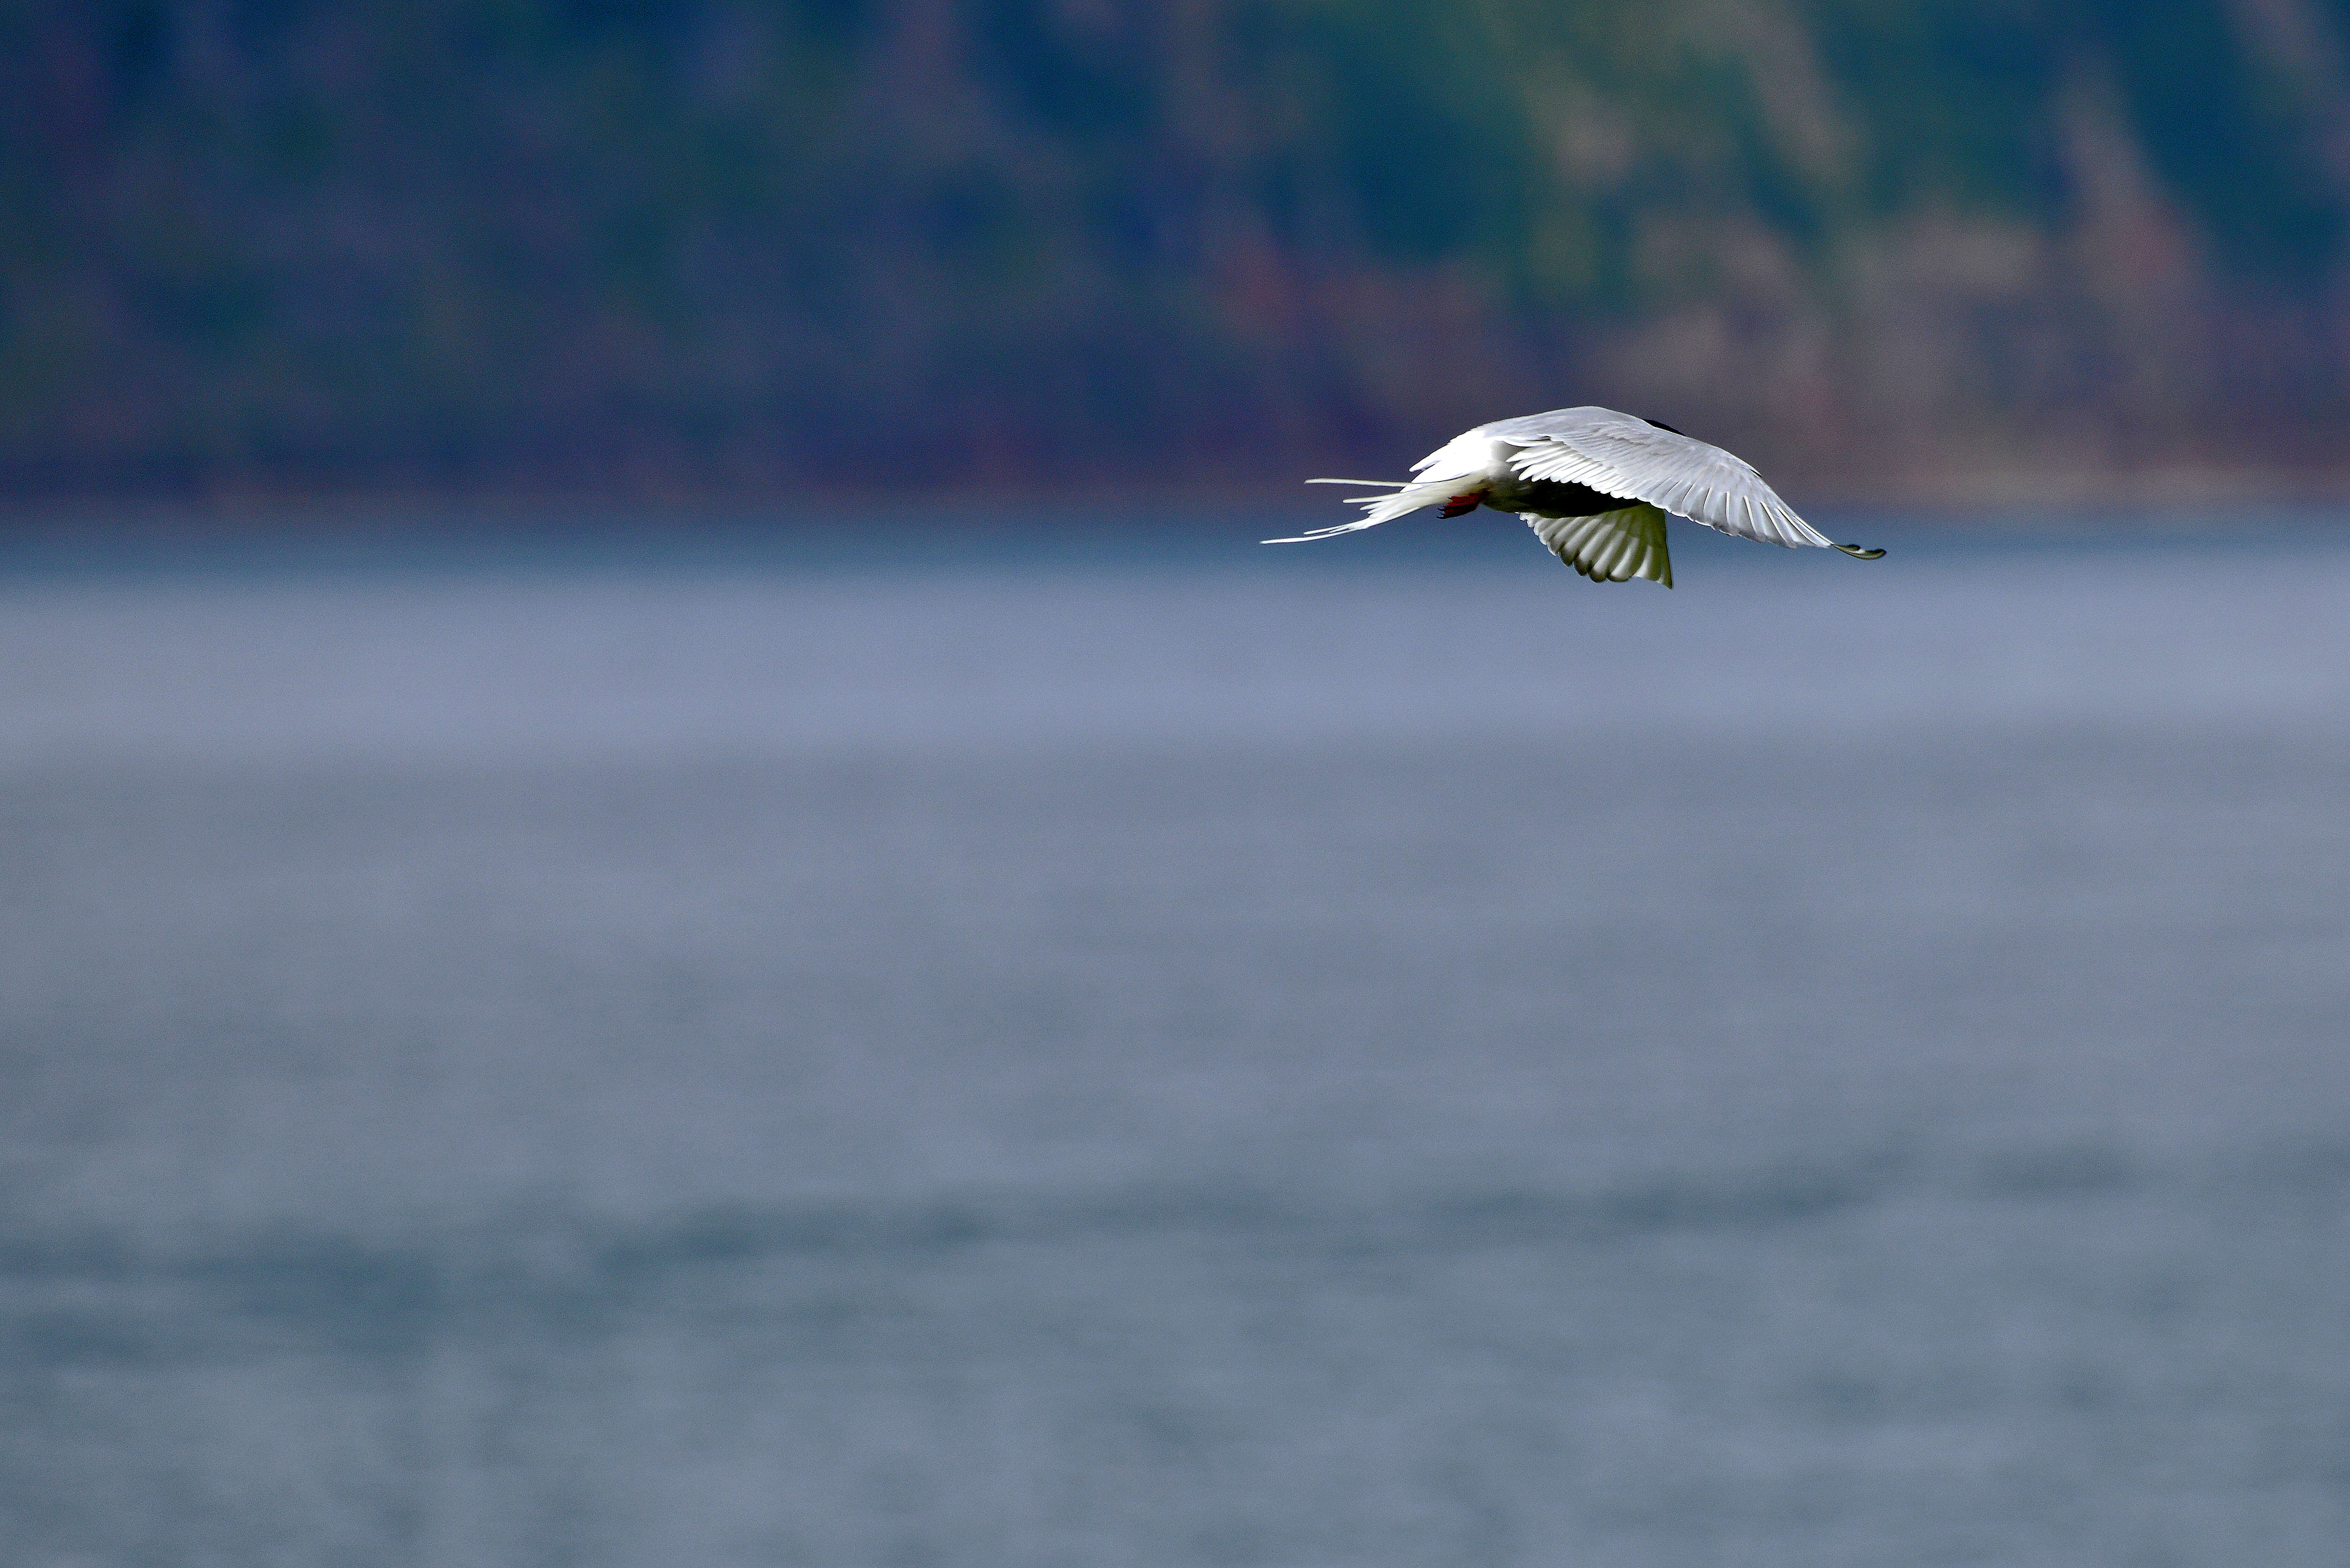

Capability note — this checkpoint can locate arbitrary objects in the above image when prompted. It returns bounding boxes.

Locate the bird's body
[1269,406,1882,586]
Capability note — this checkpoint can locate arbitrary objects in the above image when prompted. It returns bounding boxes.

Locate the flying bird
[1268,407,1883,587]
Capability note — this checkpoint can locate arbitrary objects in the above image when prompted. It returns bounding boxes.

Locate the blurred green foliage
[5,0,2349,493]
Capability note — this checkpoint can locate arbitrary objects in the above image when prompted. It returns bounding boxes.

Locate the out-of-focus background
[9,0,2350,498]
[6,5,2350,1568]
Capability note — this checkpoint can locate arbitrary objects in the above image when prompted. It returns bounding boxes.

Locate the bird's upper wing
[1493,408,1833,549]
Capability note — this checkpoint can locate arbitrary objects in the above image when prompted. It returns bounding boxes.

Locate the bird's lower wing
[1525,504,1673,587]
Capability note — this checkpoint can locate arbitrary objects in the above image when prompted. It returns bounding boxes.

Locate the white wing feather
[1493,408,1833,549]
[1526,504,1673,586]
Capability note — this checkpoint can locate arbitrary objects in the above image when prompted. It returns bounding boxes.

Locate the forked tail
[1263,477,1463,544]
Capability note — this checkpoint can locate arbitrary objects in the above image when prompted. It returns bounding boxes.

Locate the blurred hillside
[8,0,2350,501]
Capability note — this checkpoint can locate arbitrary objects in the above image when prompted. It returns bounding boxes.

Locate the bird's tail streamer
[1264,478,1459,543]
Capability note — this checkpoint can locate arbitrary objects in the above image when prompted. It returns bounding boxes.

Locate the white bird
[1267,406,1883,587]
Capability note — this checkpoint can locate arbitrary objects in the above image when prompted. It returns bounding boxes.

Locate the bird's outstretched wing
[1527,504,1673,586]
[1491,408,1835,550]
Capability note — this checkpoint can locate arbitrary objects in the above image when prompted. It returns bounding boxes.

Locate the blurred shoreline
[5,466,2350,546]
[17,3,2350,517]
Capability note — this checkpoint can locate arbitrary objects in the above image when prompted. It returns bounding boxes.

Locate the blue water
[3,517,2348,1565]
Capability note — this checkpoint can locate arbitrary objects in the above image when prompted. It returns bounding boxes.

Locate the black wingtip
[1834,544,1887,560]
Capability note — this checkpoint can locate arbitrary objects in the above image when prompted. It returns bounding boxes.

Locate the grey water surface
[3,517,2348,1567]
